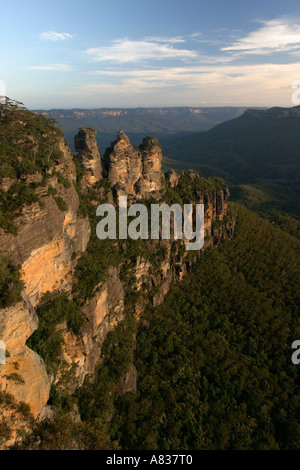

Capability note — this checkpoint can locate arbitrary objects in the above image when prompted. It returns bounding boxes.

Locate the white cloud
[146,36,186,43]
[222,18,300,54]
[65,62,300,107]
[26,64,73,71]
[40,31,73,41]
[85,38,198,63]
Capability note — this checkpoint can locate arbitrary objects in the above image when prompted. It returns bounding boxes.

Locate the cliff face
[0,291,51,419]
[0,127,90,428]
[0,137,90,305]
[57,268,125,392]
[0,107,235,448]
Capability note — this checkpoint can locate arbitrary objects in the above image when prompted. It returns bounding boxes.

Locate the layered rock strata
[0,124,235,447]
[103,131,163,197]
[74,128,102,187]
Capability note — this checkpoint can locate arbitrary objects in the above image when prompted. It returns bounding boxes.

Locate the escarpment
[0,136,90,304]
[0,103,235,448]
[0,292,51,418]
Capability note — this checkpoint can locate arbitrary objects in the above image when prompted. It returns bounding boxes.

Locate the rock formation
[74,128,102,187]
[0,133,90,427]
[0,137,90,305]
[0,109,235,448]
[57,268,125,392]
[103,131,163,197]
[0,292,51,417]
[165,169,179,187]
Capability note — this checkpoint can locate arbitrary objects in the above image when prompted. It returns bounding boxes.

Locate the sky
[1,0,300,108]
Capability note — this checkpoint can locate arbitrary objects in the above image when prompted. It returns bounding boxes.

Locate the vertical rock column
[74,128,102,187]
[140,136,163,193]
[103,131,164,198]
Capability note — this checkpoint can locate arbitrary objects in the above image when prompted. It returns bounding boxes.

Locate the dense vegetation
[0,99,67,232]
[21,204,300,450]
[169,172,227,203]
[160,108,300,182]
[109,205,300,450]
[0,98,64,179]
[27,291,85,375]
[0,254,23,308]
[230,183,300,238]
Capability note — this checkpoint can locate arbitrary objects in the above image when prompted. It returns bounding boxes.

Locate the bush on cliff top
[0,181,40,234]
[0,98,64,179]
[27,291,85,374]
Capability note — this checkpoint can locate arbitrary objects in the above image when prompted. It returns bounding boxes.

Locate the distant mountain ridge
[244,105,300,119]
[33,106,250,153]
[159,104,300,184]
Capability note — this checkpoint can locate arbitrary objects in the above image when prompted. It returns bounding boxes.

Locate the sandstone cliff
[0,105,235,448]
[0,137,90,305]
[103,131,163,197]
[0,104,90,434]
[74,128,102,188]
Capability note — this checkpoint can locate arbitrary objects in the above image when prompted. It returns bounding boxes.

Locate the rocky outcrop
[103,131,163,197]
[0,137,90,305]
[139,136,164,195]
[165,169,179,187]
[115,363,137,396]
[55,268,125,393]
[131,185,234,308]
[0,135,90,426]
[74,128,102,187]
[0,292,51,417]
[0,116,236,449]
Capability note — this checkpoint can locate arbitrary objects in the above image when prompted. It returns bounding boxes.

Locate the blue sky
[2,0,300,108]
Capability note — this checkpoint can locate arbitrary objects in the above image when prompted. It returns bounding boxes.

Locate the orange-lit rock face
[0,138,90,306]
[6,197,91,306]
[0,135,90,423]
[74,128,102,188]
[53,268,126,392]
[104,131,164,197]
[83,268,125,336]
[0,293,51,417]
[21,237,72,303]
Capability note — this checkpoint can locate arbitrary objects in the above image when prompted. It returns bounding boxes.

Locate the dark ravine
[0,104,235,448]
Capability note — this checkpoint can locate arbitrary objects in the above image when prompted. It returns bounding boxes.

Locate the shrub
[27,291,85,374]
[53,196,68,212]
[0,254,23,308]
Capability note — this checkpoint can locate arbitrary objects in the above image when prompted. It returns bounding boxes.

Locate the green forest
[1,100,299,450]
[19,204,300,450]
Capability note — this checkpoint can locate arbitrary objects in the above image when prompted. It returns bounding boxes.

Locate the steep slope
[18,205,300,450]
[0,101,235,449]
[110,206,300,450]
[0,100,90,433]
[160,105,300,183]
